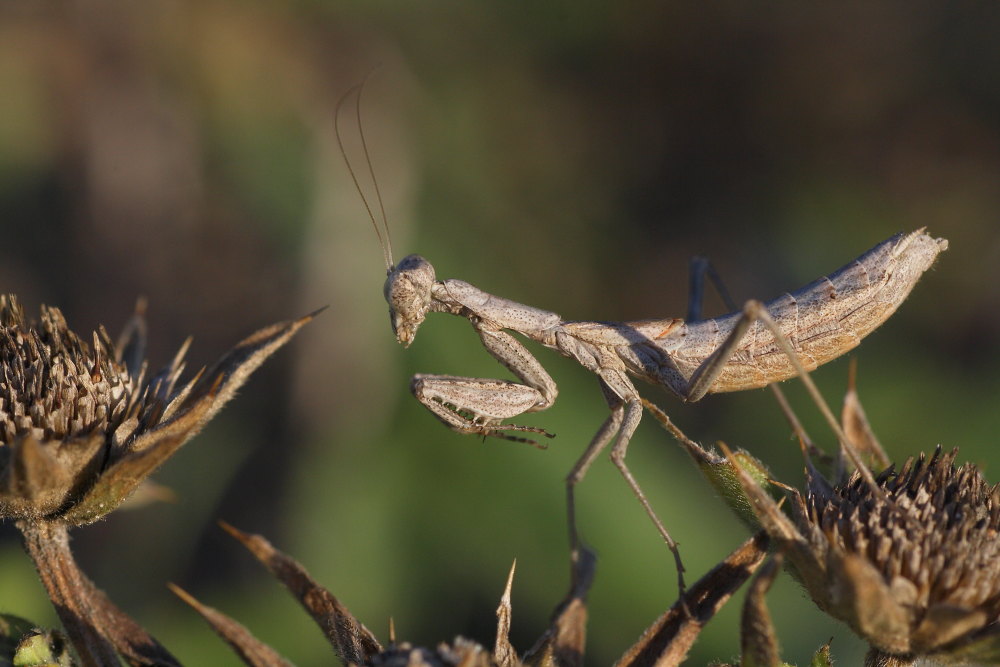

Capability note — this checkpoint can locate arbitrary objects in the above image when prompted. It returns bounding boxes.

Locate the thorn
[503,559,516,604]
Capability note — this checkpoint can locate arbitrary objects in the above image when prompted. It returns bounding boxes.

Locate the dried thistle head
[802,448,1000,664]
[0,295,315,665]
[0,294,313,525]
[726,443,1000,666]
[644,381,1000,666]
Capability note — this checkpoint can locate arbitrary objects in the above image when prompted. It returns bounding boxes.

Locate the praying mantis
[336,89,948,587]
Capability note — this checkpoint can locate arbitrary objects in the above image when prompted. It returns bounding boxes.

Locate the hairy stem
[865,648,915,667]
[18,519,119,666]
[18,519,180,667]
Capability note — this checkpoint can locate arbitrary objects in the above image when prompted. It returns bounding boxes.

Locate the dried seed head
[801,447,1000,662]
[369,640,497,667]
[0,295,312,524]
[0,296,140,446]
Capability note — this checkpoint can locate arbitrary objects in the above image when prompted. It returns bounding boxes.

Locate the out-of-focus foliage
[0,2,998,664]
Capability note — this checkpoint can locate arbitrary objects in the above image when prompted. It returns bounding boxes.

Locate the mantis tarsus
[336,88,948,590]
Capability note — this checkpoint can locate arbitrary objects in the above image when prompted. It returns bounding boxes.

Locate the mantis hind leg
[680,300,881,493]
[685,255,818,457]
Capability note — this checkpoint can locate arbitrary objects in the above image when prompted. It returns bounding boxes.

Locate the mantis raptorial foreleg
[410,376,553,445]
[410,322,558,446]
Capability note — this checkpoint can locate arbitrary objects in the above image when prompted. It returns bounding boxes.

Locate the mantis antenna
[335,77,394,273]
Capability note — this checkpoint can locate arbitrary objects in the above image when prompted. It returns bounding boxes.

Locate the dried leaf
[219,521,382,663]
[523,546,595,667]
[173,312,320,433]
[59,397,213,525]
[740,555,782,667]
[911,604,987,652]
[0,438,71,519]
[714,442,827,607]
[76,570,181,666]
[931,625,1000,664]
[829,553,911,655]
[169,584,291,667]
[616,532,769,667]
[114,297,148,381]
[116,478,178,511]
[493,560,518,667]
[840,359,889,470]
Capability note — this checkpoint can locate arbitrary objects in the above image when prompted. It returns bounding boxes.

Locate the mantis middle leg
[565,265,875,592]
[565,371,687,593]
[687,256,820,457]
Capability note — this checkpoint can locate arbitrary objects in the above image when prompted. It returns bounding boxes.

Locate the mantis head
[385,254,436,347]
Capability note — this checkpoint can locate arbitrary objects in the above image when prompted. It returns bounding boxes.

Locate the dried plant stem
[616,531,770,667]
[18,519,180,667]
[18,520,120,666]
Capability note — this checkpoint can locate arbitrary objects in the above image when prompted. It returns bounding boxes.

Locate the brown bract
[0,295,315,525]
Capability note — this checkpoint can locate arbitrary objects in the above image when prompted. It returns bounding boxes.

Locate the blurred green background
[1,2,999,664]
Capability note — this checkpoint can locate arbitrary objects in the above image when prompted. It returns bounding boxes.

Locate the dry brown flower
[0,295,313,524]
[0,294,315,665]
[807,448,1000,664]
[728,442,1000,666]
[644,373,1000,667]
